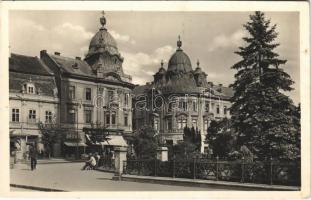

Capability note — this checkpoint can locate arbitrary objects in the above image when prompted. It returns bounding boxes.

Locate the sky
[9,11,300,104]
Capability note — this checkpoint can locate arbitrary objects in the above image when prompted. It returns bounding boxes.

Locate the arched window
[177,116,187,130]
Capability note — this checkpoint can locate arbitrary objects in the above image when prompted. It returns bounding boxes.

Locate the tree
[38,122,64,158]
[132,126,158,159]
[183,126,201,151]
[230,11,299,161]
[206,118,236,158]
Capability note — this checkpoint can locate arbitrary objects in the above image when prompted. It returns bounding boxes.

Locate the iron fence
[123,158,300,186]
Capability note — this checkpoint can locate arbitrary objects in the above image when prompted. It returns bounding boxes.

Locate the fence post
[138,160,141,175]
[270,157,273,185]
[123,160,126,174]
[241,156,245,183]
[172,155,176,178]
[216,156,219,181]
[154,159,157,176]
[112,146,128,181]
[193,157,196,179]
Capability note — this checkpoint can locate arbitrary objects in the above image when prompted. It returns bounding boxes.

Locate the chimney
[75,56,81,60]
[40,50,47,58]
[54,52,61,56]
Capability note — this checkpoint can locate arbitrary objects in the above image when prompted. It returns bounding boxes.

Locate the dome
[194,60,203,74]
[167,37,192,73]
[194,67,202,74]
[158,60,166,74]
[85,13,120,59]
[158,67,166,74]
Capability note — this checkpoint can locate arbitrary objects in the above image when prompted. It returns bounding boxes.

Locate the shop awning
[64,142,87,147]
[10,129,40,137]
[101,135,128,147]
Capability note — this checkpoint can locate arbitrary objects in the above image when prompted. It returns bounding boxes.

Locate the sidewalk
[121,174,300,191]
[10,162,213,191]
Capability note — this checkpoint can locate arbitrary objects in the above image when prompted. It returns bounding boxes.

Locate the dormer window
[28,86,34,94]
[72,63,79,69]
[23,82,36,94]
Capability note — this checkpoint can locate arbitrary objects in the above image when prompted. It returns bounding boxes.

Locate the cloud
[110,30,136,45]
[208,29,246,52]
[121,45,175,85]
[18,18,46,32]
[53,22,94,43]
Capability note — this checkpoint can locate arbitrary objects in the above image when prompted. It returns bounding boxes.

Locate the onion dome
[167,36,192,73]
[194,59,203,74]
[158,60,166,74]
[85,11,120,59]
[157,73,200,94]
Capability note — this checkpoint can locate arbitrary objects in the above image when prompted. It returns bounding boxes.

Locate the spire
[177,35,182,49]
[160,59,164,68]
[197,59,200,68]
[100,11,107,30]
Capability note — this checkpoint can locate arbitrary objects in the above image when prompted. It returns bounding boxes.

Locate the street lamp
[69,99,82,160]
[76,100,82,159]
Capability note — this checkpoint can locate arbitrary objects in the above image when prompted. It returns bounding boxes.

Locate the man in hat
[29,145,38,170]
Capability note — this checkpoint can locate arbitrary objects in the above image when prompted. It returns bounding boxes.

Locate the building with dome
[9,13,134,160]
[133,37,233,153]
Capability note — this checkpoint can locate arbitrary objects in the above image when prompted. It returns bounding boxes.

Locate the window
[68,109,76,123]
[192,101,197,112]
[216,105,220,114]
[124,114,128,126]
[45,111,52,123]
[179,100,187,111]
[205,101,209,112]
[111,112,116,125]
[105,113,110,125]
[224,106,227,115]
[211,103,214,111]
[124,93,129,107]
[68,86,75,100]
[204,120,208,131]
[84,110,92,123]
[192,119,197,128]
[154,119,159,130]
[167,118,172,130]
[12,108,19,122]
[28,110,36,123]
[177,117,187,129]
[85,88,92,101]
[108,90,114,102]
[28,86,34,94]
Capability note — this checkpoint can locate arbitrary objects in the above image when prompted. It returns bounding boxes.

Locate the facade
[9,54,59,161]
[9,13,134,160]
[133,38,233,152]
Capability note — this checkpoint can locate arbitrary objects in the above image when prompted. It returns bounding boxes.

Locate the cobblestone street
[10,162,226,191]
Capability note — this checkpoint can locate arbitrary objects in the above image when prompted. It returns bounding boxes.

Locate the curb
[37,160,85,165]
[10,184,67,192]
[121,175,300,191]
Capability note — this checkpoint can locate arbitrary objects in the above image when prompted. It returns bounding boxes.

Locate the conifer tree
[230,11,299,160]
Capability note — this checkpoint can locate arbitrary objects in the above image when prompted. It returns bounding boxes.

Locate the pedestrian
[94,152,101,168]
[29,145,38,171]
[82,153,96,170]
